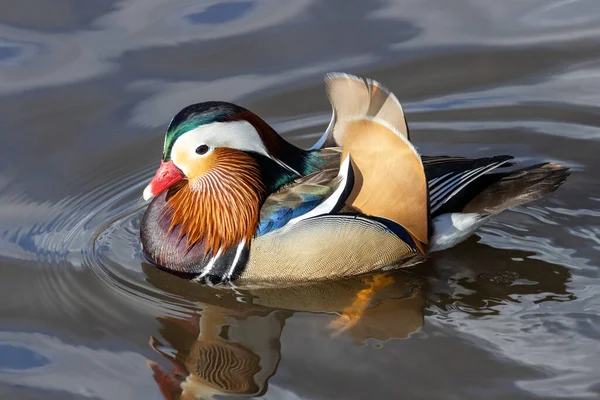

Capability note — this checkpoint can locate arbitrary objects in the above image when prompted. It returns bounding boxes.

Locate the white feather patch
[171,120,299,177]
[430,213,491,252]
[195,247,223,280]
[226,239,246,280]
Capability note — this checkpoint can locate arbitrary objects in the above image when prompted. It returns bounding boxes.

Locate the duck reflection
[143,265,425,399]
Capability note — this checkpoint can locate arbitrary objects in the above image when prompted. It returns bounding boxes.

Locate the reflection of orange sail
[243,273,425,345]
[329,273,396,336]
[345,290,424,344]
[325,272,425,344]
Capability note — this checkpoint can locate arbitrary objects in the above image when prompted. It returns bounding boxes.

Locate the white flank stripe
[226,239,246,280]
[197,248,223,279]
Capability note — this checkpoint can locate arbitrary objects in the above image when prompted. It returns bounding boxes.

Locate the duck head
[141,101,321,277]
[143,101,318,201]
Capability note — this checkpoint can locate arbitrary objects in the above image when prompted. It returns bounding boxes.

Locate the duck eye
[195,144,210,155]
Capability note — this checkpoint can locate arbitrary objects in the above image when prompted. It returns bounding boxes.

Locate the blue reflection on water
[0,45,21,62]
[0,344,50,370]
[186,1,255,25]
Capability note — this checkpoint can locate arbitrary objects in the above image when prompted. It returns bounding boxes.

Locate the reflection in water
[186,2,255,25]
[427,237,573,316]
[144,269,424,399]
[423,239,587,399]
[142,238,578,400]
[148,310,284,399]
[0,344,50,370]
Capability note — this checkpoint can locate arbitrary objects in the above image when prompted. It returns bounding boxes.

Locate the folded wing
[256,148,351,236]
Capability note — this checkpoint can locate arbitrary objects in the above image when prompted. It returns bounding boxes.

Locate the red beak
[143,160,185,201]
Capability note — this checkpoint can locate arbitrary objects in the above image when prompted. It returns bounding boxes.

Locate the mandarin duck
[140,73,569,285]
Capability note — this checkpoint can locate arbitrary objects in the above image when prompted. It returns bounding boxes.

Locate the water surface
[1,1,600,399]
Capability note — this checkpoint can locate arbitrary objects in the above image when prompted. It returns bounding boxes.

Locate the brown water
[1,1,600,399]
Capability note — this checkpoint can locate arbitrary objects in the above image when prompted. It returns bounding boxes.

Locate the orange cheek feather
[166,148,266,255]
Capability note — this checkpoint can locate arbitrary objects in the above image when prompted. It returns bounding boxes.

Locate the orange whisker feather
[166,148,266,255]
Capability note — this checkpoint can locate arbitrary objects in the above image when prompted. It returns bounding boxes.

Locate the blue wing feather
[256,194,324,236]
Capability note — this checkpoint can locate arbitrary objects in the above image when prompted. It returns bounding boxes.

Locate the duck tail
[312,73,409,149]
[462,162,570,215]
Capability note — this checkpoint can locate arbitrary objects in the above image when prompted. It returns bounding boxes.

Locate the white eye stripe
[175,121,269,155]
[170,120,300,177]
[171,120,270,175]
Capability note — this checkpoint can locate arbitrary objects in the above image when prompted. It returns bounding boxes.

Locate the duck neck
[251,150,320,194]
[243,112,324,193]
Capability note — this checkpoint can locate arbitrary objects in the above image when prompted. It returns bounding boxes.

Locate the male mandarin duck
[140,73,569,285]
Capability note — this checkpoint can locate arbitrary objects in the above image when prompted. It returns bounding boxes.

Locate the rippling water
[1,1,600,399]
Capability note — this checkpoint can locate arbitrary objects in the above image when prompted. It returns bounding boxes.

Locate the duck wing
[249,146,423,283]
[427,158,569,252]
[425,155,514,217]
[424,156,569,217]
[256,148,352,236]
